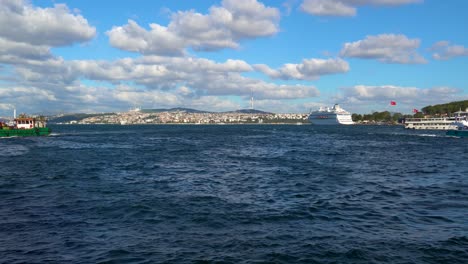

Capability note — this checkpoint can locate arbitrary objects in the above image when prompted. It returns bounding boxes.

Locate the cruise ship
[308,104,354,125]
[404,109,468,130]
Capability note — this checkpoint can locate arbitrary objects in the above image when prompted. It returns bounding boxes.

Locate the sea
[0,124,467,263]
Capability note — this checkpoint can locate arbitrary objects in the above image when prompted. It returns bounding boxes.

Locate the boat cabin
[15,117,36,129]
[14,117,47,129]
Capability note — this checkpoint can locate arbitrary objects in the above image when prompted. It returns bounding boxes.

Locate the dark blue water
[1,125,467,263]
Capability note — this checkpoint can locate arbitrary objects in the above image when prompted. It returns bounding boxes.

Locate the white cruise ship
[404,109,468,130]
[308,104,354,125]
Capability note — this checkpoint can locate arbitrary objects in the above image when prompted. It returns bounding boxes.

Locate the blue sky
[1,0,467,115]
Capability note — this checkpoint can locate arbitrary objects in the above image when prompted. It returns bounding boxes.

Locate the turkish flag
[413,109,418,113]
[390,101,396,106]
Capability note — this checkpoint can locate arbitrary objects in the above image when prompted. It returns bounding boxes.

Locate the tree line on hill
[421,100,468,115]
[352,112,410,123]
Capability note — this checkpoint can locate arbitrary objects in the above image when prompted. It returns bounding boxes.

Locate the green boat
[0,116,51,137]
[446,130,468,137]
[445,119,468,138]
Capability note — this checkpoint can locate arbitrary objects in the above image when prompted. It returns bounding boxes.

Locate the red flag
[413,109,418,113]
[390,101,396,106]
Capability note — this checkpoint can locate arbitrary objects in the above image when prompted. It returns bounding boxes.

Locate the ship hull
[0,127,51,137]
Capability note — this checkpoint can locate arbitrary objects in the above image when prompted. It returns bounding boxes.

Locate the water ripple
[1,125,467,263]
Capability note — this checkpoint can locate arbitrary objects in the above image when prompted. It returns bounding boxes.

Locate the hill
[47,108,272,123]
[422,100,468,115]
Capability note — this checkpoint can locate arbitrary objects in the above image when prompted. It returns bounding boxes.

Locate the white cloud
[0,86,57,105]
[0,0,95,67]
[182,96,241,112]
[0,52,320,114]
[300,0,422,17]
[254,58,349,80]
[107,0,280,55]
[107,20,186,56]
[70,56,253,91]
[113,85,181,107]
[215,0,280,38]
[340,34,427,64]
[0,38,52,63]
[431,41,468,60]
[0,0,318,114]
[301,0,356,16]
[0,0,96,46]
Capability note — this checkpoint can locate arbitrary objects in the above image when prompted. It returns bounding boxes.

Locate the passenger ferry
[404,109,468,130]
[308,104,354,125]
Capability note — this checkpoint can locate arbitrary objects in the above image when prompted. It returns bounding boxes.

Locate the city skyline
[1,0,468,115]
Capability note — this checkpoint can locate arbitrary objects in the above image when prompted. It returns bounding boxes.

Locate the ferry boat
[404,117,458,130]
[0,115,51,137]
[308,104,354,125]
[404,109,468,130]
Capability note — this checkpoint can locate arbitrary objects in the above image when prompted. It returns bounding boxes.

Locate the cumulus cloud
[0,0,95,66]
[106,20,186,56]
[340,34,427,64]
[0,86,57,113]
[70,56,253,90]
[112,85,181,106]
[182,96,241,112]
[1,51,320,114]
[300,0,422,17]
[431,41,468,60]
[254,58,349,80]
[107,0,280,55]
[0,0,96,46]
[3,80,303,114]
[0,38,53,66]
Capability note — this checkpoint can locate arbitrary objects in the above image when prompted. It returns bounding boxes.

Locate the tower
[250,88,254,110]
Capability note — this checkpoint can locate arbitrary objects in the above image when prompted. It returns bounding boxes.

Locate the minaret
[13,108,16,119]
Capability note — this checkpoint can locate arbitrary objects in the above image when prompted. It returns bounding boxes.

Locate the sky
[0,0,467,115]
